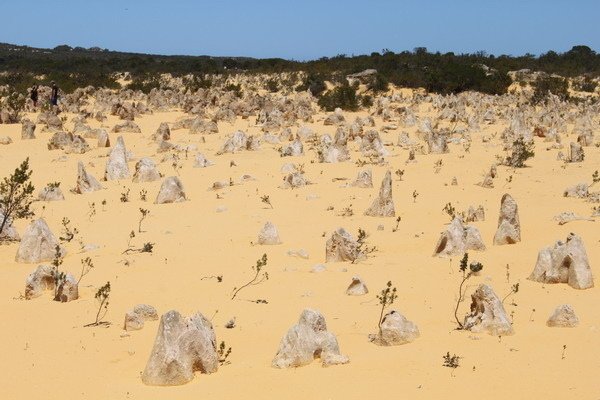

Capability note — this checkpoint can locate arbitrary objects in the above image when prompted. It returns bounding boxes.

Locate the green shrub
[318,83,359,111]
[531,76,569,104]
[296,73,327,96]
[224,83,243,98]
[128,73,162,94]
[265,79,279,93]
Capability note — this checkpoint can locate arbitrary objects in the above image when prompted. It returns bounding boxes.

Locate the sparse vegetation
[502,283,520,304]
[138,208,149,233]
[59,217,79,243]
[395,169,404,181]
[87,202,96,221]
[231,254,268,300]
[376,281,397,335]
[505,137,535,168]
[392,216,401,232]
[85,282,111,327]
[453,254,483,330]
[120,187,130,203]
[352,228,377,263]
[0,158,35,238]
[443,352,461,377]
[218,341,232,365]
[260,195,273,209]
[442,203,457,221]
[77,257,94,285]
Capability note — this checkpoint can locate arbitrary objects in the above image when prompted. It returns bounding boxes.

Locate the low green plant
[376,281,397,335]
[138,208,149,233]
[453,253,483,329]
[85,282,111,327]
[443,352,461,376]
[218,341,232,365]
[231,254,268,300]
[0,158,35,237]
[120,187,130,203]
[505,137,535,168]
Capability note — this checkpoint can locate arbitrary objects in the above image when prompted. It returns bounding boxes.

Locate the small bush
[505,137,535,168]
[296,73,327,96]
[318,83,359,111]
[531,76,569,104]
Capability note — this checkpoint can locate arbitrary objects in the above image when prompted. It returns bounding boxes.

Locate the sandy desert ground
[0,90,599,399]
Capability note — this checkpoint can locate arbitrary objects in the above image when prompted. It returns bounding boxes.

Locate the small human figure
[30,84,39,108]
[50,81,59,106]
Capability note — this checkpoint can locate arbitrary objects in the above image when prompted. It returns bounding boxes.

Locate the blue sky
[1,0,598,60]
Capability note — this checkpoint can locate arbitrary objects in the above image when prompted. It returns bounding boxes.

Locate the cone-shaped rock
[257,222,282,245]
[364,170,395,217]
[142,310,218,386]
[463,284,513,336]
[546,304,579,327]
[155,176,186,204]
[125,304,159,331]
[433,218,486,257]
[326,228,360,262]
[528,233,593,289]
[73,161,102,193]
[346,276,368,295]
[272,309,349,368]
[104,136,130,180]
[133,158,161,183]
[16,219,65,263]
[493,194,521,245]
[370,310,420,346]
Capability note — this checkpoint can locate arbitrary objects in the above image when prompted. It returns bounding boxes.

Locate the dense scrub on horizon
[0,43,599,96]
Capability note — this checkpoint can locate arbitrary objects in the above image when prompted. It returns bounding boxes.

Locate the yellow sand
[0,102,598,399]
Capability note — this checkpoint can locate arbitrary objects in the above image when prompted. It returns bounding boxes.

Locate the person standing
[50,81,59,106]
[30,84,39,108]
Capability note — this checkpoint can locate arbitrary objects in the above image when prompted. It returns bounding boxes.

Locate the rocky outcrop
[433,218,486,257]
[463,284,513,336]
[142,310,218,386]
[73,161,102,193]
[153,123,170,141]
[38,185,65,201]
[350,169,373,188]
[346,276,368,295]
[563,183,588,198]
[466,205,485,222]
[21,119,36,139]
[281,172,308,189]
[133,158,161,183]
[364,170,395,217]
[493,194,521,245]
[546,304,579,327]
[272,309,349,368]
[15,219,65,263]
[326,228,360,262]
[104,136,130,180]
[124,304,159,331]
[24,265,55,299]
[257,222,282,245]
[528,233,593,289]
[155,176,186,204]
[569,142,584,163]
[112,121,141,133]
[217,131,248,154]
[25,264,78,302]
[194,153,214,168]
[369,310,420,346]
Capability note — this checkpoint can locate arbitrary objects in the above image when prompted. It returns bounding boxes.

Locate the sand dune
[0,89,599,399]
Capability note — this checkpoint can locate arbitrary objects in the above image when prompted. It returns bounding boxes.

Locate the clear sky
[1,0,598,60]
